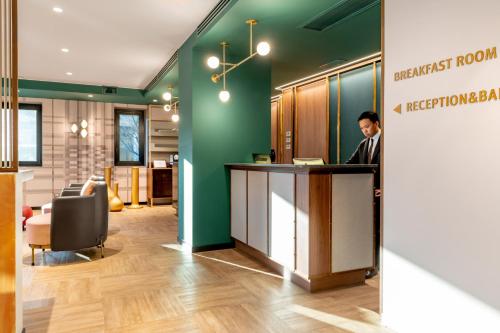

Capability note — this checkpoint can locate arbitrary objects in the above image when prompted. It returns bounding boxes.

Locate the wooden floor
[23,206,391,333]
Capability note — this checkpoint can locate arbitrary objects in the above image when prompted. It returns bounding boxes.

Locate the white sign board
[383,0,500,332]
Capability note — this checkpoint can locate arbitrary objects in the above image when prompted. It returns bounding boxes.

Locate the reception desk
[227,163,377,292]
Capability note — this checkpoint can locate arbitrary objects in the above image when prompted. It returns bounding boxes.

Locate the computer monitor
[292,158,325,165]
[252,153,271,164]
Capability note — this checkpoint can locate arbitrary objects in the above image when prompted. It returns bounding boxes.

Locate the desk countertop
[225,163,377,174]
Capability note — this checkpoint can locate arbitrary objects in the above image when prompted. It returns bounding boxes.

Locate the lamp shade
[207,56,220,69]
[257,41,271,56]
[172,114,179,122]
[219,90,230,102]
[162,91,172,101]
[163,104,171,112]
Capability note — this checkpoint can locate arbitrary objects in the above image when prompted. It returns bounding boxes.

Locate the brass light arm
[211,51,258,82]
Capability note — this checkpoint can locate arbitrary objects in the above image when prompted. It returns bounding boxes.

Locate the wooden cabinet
[147,168,172,206]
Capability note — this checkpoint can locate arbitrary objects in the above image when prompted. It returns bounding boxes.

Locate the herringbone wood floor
[23,206,392,333]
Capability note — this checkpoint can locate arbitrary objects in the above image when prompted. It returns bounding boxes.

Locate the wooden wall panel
[295,80,329,163]
[270,100,279,161]
[282,89,294,164]
[0,174,16,333]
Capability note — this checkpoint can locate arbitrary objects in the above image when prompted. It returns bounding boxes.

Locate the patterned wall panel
[20,97,150,207]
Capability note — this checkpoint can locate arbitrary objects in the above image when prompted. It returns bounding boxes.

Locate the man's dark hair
[358,111,379,123]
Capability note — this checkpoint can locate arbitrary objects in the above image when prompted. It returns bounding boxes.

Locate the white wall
[383,1,500,332]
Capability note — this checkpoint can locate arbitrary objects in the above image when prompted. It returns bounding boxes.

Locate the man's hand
[375,189,382,197]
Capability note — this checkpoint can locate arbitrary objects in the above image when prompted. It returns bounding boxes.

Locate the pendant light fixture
[162,86,177,112]
[171,101,180,122]
[206,19,271,102]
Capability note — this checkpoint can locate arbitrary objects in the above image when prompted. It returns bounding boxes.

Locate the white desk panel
[331,173,374,273]
[230,170,247,243]
[269,172,295,270]
[247,171,268,254]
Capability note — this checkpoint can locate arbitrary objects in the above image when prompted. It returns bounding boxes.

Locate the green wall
[329,75,339,163]
[178,34,197,243]
[329,63,381,163]
[178,39,271,249]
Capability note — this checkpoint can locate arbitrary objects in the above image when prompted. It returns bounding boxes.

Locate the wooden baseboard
[234,239,367,292]
[309,269,366,292]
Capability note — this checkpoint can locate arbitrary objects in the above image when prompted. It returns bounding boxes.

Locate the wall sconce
[71,119,88,138]
[207,19,271,102]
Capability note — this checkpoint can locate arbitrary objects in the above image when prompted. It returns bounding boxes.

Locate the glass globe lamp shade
[219,90,230,103]
[162,91,172,101]
[207,56,220,69]
[172,114,179,122]
[163,104,171,112]
[80,119,88,129]
[71,123,78,133]
[80,128,88,138]
[256,41,271,56]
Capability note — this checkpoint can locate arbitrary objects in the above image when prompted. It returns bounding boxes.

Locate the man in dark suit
[347,111,381,278]
[347,111,381,166]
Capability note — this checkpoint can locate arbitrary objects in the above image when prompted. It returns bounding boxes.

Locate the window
[18,103,42,166]
[114,109,145,166]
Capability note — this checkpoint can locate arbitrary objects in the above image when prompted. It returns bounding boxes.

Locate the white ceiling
[19,0,220,89]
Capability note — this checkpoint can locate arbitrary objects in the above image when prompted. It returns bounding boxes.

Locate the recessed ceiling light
[61,48,69,53]
[66,72,73,76]
[153,99,158,102]
[88,94,93,98]
[53,7,63,13]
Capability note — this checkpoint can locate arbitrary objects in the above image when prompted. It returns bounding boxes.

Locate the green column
[178,36,271,249]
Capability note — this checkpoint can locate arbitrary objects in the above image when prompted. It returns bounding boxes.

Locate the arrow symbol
[393,104,402,114]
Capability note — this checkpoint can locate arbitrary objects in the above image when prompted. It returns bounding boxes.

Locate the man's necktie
[367,138,373,164]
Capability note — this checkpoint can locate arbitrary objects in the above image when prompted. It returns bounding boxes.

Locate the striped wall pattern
[20,97,149,207]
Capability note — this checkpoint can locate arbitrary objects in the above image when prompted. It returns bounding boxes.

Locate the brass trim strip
[0,0,18,172]
[276,52,381,91]
[336,73,341,164]
[380,0,385,313]
[325,77,330,164]
[373,62,377,113]
[293,86,298,158]
[279,96,284,163]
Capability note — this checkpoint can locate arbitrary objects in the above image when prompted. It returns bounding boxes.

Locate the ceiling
[194,0,381,92]
[18,0,219,89]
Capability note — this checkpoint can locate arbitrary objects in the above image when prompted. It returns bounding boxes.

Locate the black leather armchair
[50,180,109,257]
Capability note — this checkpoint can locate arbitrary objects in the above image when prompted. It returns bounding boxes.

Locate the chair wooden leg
[31,246,35,266]
[100,241,104,258]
